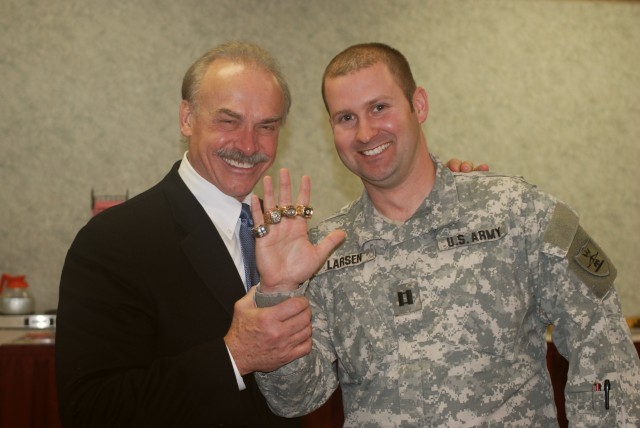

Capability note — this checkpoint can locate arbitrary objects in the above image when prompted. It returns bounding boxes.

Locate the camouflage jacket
[256,157,640,427]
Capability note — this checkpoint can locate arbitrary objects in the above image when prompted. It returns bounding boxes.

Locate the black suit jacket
[56,162,300,428]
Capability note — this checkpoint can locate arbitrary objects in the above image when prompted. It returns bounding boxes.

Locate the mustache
[216,148,270,164]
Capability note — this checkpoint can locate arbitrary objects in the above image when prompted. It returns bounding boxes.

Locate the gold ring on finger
[264,208,282,225]
[280,205,297,218]
[295,205,313,219]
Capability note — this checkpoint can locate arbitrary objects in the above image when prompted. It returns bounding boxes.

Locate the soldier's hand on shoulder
[446,158,490,173]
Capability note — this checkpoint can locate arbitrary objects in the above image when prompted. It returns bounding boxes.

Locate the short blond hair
[322,42,417,112]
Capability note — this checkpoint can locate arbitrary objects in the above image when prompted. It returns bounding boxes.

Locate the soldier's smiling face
[324,61,428,191]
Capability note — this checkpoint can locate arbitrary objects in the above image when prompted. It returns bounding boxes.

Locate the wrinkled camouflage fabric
[256,157,640,427]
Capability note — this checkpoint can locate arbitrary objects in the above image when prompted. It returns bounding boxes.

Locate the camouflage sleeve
[253,283,307,307]
[254,273,339,417]
[536,198,640,426]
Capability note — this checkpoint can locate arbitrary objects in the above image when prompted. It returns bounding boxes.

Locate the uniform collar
[355,155,461,247]
[414,155,460,229]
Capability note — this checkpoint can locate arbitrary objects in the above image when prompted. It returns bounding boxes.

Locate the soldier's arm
[255,275,339,417]
[537,201,640,426]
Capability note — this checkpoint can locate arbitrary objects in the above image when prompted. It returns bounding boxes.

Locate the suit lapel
[162,162,246,316]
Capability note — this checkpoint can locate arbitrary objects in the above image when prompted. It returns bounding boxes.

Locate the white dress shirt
[177,151,250,390]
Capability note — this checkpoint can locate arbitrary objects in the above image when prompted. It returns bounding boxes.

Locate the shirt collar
[177,151,251,240]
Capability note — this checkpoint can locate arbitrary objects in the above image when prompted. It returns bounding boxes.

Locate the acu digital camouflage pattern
[256,157,640,427]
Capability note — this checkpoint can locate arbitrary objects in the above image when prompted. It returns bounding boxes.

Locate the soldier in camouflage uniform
[251,43,640,427]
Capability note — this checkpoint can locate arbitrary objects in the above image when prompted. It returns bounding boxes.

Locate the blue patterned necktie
[239,203,259,290]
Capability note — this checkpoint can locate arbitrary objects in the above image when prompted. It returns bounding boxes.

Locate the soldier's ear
[412,87,428,123]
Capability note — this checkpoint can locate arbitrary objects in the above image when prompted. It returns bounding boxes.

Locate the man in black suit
[56,42,322,428]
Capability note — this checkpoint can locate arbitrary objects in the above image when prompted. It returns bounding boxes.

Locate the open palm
[251,169,345,293]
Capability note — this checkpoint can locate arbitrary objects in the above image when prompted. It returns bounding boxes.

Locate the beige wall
[1,0,638,314]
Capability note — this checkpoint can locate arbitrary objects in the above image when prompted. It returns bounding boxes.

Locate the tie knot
[240,203,253,227]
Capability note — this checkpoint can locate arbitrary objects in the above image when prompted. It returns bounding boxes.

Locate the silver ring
[264,209,282,225]
[252,224,269,238]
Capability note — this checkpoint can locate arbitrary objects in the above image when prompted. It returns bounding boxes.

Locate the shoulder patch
[567,225,616,300]
[543,202,579,255]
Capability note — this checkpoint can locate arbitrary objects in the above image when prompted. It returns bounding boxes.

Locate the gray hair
[181,41,291,121]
